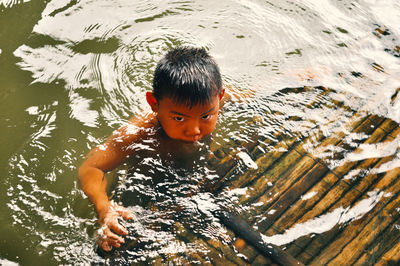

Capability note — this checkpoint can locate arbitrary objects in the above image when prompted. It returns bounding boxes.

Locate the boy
[79,46,226,251]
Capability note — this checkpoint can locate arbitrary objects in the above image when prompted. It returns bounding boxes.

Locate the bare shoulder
[116,112,159,145]
[82,112,159,171]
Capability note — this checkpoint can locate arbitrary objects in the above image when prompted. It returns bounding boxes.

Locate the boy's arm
[79,112,156,250]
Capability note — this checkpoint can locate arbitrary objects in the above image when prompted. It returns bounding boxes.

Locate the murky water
[1,0,399,265]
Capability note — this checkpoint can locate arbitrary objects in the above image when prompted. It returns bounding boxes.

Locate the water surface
[0,0,399,264]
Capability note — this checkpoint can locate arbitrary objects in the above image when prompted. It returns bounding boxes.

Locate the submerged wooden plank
[302,162,400,265]
[264,180,354,261]
[236,115,394,263]
[259,113,385,218]
[189,96,397,264]
[376,241,400,266]
[298,118,397,216]
[229,142,290,190]
[287,155,396,262]
[173,221,248,265]
[237,147,304,206]
[265,167,340,235]
[257,116,395,232]
[270,121,399,262]
[293,114,366,157]
[258,162,329,231]
[330,122,397,179]
[250,255,273,266]
[354,216,400,265]
[320,193,400,265]
[219,94,365,262]
[251,153,314,205]
[222,118,397,264]
[216,87,356,193]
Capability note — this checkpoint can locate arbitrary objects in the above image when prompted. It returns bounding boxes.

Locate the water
[1,0,399,264]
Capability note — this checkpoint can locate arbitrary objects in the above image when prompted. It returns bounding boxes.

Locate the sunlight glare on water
[1,0,399,264]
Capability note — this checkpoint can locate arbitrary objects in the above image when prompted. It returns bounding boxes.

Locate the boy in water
[79,46,226,251]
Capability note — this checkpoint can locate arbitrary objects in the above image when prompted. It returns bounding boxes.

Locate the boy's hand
[97,202,134,251]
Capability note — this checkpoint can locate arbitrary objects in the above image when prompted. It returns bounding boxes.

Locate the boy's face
[146,91,224,143]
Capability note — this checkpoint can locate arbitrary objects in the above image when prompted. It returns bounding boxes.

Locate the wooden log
[240,240,264,265]
[216,211,304,266]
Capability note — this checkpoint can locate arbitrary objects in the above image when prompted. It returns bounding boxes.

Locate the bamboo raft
[201,87,400,266]
[103,85,400,265]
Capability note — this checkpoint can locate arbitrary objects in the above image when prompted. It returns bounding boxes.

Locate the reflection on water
[1,0,400,264]
[261,190,385,246]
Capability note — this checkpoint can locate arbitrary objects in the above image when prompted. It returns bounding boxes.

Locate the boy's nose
[185,121,201,136]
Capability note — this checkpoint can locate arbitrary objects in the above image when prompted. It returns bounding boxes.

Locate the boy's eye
[202,114,211,120]
[173,116,184,122]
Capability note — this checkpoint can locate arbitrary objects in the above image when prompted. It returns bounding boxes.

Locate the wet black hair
[152,46,222,107]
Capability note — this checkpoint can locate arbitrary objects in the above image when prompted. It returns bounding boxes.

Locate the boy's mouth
[182,139,199,144]
[181,136,201,144]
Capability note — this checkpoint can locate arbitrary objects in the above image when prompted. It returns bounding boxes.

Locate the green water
[1,0,399,265]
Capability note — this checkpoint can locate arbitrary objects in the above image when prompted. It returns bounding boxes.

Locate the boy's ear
[219,88,225,100]
[146,91,158,112]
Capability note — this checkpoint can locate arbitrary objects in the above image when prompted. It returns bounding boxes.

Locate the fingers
[108,219,128,235]
[110,201,134,221]
[115,205,134,220]
[98,236,120,251]
[98,237,113,252]
[104,213,128,235]
[103,208,130,235]
[97,203,134,251]
[97,225,125,251]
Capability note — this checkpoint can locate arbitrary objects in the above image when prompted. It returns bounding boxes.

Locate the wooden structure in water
[104,86,400,265]
[179,86,400,265]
